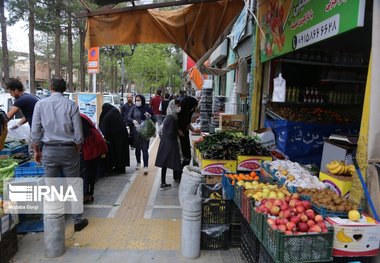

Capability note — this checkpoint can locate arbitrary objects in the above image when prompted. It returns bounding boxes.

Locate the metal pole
[92,73,96,93]
[121,54,125,101]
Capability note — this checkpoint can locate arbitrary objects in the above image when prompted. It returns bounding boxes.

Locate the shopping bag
[138,119,156,140]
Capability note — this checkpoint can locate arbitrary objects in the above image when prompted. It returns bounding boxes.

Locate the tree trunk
[79,25,86,92]
[67,10,73,92]
[28,0,36,94]
[0,0,9,85]
[54,7,61,77]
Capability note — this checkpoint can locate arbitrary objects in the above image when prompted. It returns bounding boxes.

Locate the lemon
[348,210,361,221]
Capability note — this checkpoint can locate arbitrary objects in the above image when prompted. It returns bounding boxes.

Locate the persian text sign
[258,0,366,62]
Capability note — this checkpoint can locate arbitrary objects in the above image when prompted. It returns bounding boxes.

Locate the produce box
[326,215,380,257]
[200,184,230,225]
[237,155,272,172]
[262,219,334,263]
[0,145,28,158]
[219,114,245,131]
[241,190,253,223]
[201,224,229,250]
[205,175,222,184]
[199,158,237,176]
[319,171,353,197]
[250,203,266,241]
[14,161,45,178]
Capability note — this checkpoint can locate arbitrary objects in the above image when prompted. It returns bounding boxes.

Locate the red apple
[307,220,315,228]
[286,222,296,231]
[317,221,327,229]
[285,230,293,235]
[285,196,291,203]
[290,216,300,224]
[296,206,305,214]
[321,228,328,233]
[301,200,311,209]
[305,210,315,220]
[289,199,297,207]
[275,218,282,225]
[270,205,280,216]
[295,200,302,207]
[283,210,291,219]
[267,218,276,226]
[298,222,309,232]
[300,214,308,222]
[271,225,278,230]
[308,225,322,233]
[265,201,273,209]
[274,199,283,207]
[277,224,287,232]
[260,207,270,214]
[291,193,300,199]
[280,203,289,211]
[315,215,324,222]
[282,218,289,225]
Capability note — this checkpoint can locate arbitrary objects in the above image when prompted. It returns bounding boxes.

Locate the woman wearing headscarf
[99,103,130,173]
[128,95,155,175]
[155,99,182,189]
[176,96,200,180]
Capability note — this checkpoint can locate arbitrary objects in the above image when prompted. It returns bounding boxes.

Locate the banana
[348,164,356,174]
[336,229,353,243]
[329,161,344,174]
[326,160,340,171]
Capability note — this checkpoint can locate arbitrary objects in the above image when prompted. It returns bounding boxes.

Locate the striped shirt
[31,92,83,146]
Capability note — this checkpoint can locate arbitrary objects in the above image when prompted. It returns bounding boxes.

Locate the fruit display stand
[237,155,272,172]
[319,171,353,197]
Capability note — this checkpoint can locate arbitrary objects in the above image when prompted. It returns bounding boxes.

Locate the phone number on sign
[293,14,340,50]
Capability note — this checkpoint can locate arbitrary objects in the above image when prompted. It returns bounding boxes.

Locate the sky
[6,11,29,53]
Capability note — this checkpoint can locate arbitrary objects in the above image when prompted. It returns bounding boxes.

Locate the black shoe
[84,196,94,204]
[74,219,88,232]
[160,183,171,189]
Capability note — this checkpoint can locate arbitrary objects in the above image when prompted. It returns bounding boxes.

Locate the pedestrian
[159,93,170,120]
[99,103,130,174]
[120,93,135,148]
[176,96,200,180]
[31,76,88,232]
[155,99,182,189]
[178,90,186,101]
[6,78,39,152]
[150,89,163,136]
[128,94,155,175]
[80,113,108,204]
[0,109,7,150]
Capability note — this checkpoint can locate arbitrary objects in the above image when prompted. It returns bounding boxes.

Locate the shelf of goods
[199,89,213,132]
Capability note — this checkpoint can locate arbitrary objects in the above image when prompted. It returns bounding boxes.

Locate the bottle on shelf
[292,86,297,102]
[296,87,300,102]
[304,87,309,103]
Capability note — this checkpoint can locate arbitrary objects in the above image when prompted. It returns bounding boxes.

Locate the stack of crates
[0,227,18,263]
[14,161,45,233]
[200,184,230,250]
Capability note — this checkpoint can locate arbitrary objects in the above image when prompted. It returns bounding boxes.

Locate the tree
[0,0,9,85]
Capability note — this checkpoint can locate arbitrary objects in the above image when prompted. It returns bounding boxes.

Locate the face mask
[175,107,181,113]
[136,101,142,107]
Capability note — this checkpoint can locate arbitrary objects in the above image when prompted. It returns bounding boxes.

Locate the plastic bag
[201,224,229,237]
[272,73,286,102]
[138,119,156,140]
[178,165,203,206]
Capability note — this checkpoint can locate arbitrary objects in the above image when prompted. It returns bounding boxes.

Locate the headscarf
[99,103,116,133]
[135,94,146,107]
[166,99,179,120]
[178,96,198,130]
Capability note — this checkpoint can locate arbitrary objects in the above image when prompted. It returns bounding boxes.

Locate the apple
[296,206,305,214]
[283,210,291,219]
[300,214,308,222]
[289,199,297,207]
[291,193,300,199]
[298,222,309,232]
[307,220,315,228]
[321,228,328,233]
[315,215,324,222]
[271,225,278,230]
[285,196,291,202]
[280,203,289,211]
[265,201,273,209]
[308,225,322,233]
[295,200,302,207]
[270,205,280,216]
[277,224,287,232]
[274,199,283,207]
[286,222,296,231]
[301,200,311,209]
[290,216,300,224]
[285,230,293,235]
[305,210,315,220]
[317,221,327,229]
[276,218,283,225]
[267,218,276,226]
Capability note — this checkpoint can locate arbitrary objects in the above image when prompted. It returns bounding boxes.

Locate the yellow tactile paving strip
[65,218,180,250]
[65,138,181,250]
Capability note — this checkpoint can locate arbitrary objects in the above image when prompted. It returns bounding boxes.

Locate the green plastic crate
[262,219,334,263]
[233,184,242,209]
[250,202,266,241]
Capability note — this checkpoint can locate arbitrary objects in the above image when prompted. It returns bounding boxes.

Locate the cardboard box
[237,155,272,171]
[320,139,356,172]
[319,171,353,197]
[205,175,222,184]
[219,114,245,131]
[199,158,237,176]
[327,215,380,257]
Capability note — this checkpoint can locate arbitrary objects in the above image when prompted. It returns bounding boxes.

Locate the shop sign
[88,47,100,73]
[258,0,366,62]
[230,7,248,49]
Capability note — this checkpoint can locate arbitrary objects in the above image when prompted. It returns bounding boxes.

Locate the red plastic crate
[241,191,253,223]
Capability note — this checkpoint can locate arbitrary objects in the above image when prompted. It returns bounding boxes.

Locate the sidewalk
[11,137,244,263]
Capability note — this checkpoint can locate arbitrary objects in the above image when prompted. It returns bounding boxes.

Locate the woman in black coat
[155,99,182,189]
[99,103,130,173]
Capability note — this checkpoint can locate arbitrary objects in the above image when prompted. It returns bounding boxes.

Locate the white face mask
[175,107,181,113]
[136,101,142,107]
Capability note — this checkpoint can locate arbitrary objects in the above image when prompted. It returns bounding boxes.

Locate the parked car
[103,94,121,107]
[63,92,76,101]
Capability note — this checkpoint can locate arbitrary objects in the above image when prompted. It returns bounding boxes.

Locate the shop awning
[84,0,244,62]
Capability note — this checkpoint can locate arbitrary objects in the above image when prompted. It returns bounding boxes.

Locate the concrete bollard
[181,197,202,259]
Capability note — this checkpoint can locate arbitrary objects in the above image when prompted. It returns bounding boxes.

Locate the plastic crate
[16,214,44,233]
[14,161,45,178]
[250,202,266,241]
[229,223,241,248]
[230,201,242,225]
[200,184,230,225]
[262,219,334,263]
[259,244,275,263]
[222,174,235,200]
[332,256,374,263]
[240,219,260,263]
[0,227,18,263]
[0,144,28,157]
[241,190,253,223]
[201,224,229,250]
[234,184,242,209]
